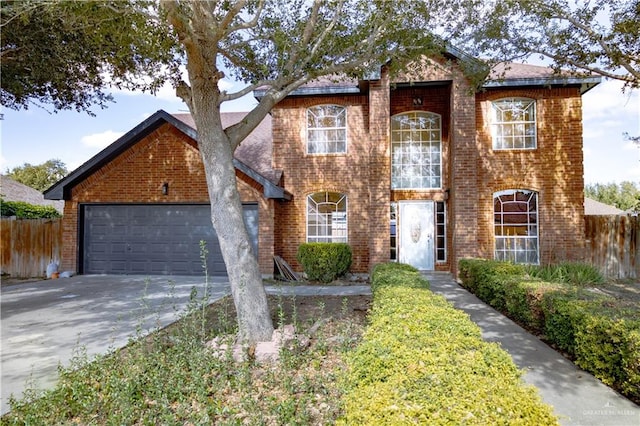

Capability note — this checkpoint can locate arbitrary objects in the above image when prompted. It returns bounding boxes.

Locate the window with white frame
[391,111,442,189]
[307,191,347,242]
[307,105,347,154]
[491,98,537,150]
[494,189,539,264]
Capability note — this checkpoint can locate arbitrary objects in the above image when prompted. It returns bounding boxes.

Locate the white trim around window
[391,111,442,189]
[494,189,539,264]
[491,97,537,150]
[306,105,347,154]
[307,191,348,243]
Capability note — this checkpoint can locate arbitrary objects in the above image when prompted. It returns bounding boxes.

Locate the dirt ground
[204,293,372,336]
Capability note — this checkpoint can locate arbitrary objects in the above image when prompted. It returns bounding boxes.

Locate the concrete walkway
[423,272,640,426]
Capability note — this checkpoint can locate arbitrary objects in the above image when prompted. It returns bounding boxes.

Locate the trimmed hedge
[338,262,558,425]
[459,258,640,404]
[0,200,61,219]
[296,243,351,283]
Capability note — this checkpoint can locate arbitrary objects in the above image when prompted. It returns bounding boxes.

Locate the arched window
[307,191,347,242]
[391,111,442,189]
[494,189,539,264]
[491,97,537,150]
[307,105,347,154]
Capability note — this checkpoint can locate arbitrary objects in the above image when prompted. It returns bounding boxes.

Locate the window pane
[493,190,539,264]
[391,112,442,189]
[307,105,347,154]
[492,98,536,150]
[307,192,347,243]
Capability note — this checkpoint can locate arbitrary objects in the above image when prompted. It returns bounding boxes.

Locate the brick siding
[61,124,274,274]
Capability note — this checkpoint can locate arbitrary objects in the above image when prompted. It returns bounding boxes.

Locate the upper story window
[307,191,348,243]
[391,111,442,189]
[491,98,537,150]
[307,105,347,154]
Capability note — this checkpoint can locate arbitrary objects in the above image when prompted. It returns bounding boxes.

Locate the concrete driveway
[1,275,230,415]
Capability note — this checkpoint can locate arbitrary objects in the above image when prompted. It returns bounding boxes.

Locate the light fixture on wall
[412,97,423,106]
[162,182,169,196]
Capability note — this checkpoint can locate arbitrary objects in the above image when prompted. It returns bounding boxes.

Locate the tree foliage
[0,0,180,114]
[585,181,640,211]
[469,0,640,89]
[0,200,61,218]
[157,0,488,343]
[5,159,68,192]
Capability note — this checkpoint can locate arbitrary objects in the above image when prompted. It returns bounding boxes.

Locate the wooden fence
[585,215,640,279]
[1,218,63,278]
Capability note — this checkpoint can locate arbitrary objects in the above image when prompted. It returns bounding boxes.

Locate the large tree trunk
[196,108,275,344]
[161,0,275,344]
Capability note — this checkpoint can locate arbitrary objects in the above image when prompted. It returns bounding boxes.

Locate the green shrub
[574,314,640,400]
[296,243,351,283]
[0,199,61,218]
[339,264,558,425]
[370,262,428,293]
[460,258,640,403]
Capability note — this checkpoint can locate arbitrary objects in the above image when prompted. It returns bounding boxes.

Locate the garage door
[82,204,258,275]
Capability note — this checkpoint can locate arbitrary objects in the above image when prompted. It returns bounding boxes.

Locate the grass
[2,293,369,425]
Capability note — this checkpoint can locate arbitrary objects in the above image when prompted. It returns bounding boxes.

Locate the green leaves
[5,158,68,192]
[1,0,180,114]
[467,0,639,89]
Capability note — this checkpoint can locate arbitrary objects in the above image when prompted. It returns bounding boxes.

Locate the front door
[398,201,434,270]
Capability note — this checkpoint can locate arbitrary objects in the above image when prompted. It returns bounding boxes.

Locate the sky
[0,75,638,186]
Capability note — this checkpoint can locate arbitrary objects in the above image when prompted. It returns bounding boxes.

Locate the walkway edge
[424,272,639,426]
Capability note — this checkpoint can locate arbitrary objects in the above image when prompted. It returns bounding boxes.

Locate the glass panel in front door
[398,201,435,270]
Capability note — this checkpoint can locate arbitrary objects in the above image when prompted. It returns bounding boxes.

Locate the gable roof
[584,197,625,215]
[44,110,291,201]
[1,175,64,213]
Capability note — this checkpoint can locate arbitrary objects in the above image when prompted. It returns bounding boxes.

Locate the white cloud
[81,130,125,149]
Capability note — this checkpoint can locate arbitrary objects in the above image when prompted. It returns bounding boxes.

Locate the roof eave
[233,159,292,200]
[483,75,602,94]
[44,110,290,201]
[254,85,361,101]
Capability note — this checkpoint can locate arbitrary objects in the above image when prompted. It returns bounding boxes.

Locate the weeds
[526,262,605,286]
[2,295,368,425]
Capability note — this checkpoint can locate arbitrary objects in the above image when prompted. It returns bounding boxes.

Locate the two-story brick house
[45,53,600,277]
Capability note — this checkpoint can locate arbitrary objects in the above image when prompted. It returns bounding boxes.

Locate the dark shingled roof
[172,112,281,184]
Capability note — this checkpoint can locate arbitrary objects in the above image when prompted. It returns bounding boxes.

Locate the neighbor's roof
[1,175,64,213]
[584,197,625,215]
[44,110,290,201]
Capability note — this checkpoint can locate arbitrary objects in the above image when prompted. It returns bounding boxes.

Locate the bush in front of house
[369,262,429,292]
[459,258,640,404]
[338,262,558,425]
[296,243,351,283]
[0,199,61,218]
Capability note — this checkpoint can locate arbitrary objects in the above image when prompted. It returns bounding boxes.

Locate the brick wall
[61,123,274,274]
[271,60,587,275]
[272,94,373,273]
[475,88,586,264]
